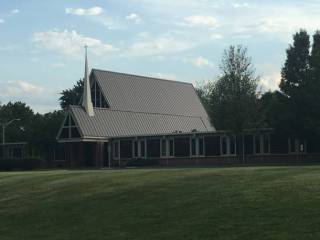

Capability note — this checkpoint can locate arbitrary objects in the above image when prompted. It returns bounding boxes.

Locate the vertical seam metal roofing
[70,106,210,139]
[92,69,214,130]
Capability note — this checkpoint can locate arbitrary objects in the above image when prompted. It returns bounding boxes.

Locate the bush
[0,158,43,171]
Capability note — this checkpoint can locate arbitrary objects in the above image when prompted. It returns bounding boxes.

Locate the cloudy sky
[1,0,320,113]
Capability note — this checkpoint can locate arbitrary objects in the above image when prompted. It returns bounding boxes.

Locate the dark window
[169,139,174,157]
[60,128,69,139]
[120,140,132,159]
[244,135,254,154]
[199,138,204,155]
[221,137,228,155]
[113,142,119,158]
[289,138,296,153]
[91,80,108,108]
[174,138,190,157]
[70,117,75,126]
[64,116,70,126]
[161,139,166,157]
[205,136,220,156]
[147,139,160,158]
[263,135,270,153]
[254,136,261,154]
[140,140,145,157]
[71,127,80,138]
[191,138,196,156]
[270,134,288,154]
[230,136,236,155]
[133,141,138,158]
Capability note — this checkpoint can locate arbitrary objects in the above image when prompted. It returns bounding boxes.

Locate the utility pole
[1,119,20,159]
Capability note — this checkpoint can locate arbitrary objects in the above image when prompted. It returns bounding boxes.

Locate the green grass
[1,166,320,240]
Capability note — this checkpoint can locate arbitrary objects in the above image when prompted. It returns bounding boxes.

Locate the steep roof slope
[70,106,210,139]
[92,69,214,131]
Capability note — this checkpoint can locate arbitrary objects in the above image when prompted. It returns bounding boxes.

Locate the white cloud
[191,57,214,68]
[10,9,19,15]
[257,64,281,91]
[32,29,117,57]
[0,81,59,113]
[0,19,4,23]
[65,6,103,16]
[183,15,218,28]
[150,73,177,80]
[232,2,249,8]
[126,13,141,23]
[260,71,281,91]
[50,62,66,68]
[128,36,193,57]
[0,81,45,97]
[211,33,223,40]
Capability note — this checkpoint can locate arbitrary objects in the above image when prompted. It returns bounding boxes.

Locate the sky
[1,0,320,113]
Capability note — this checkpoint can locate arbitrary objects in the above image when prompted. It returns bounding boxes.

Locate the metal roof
[70,106,210,139]
[92,69,213,130]
[58,69,215,141]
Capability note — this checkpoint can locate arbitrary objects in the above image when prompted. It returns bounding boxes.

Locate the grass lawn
[1,166,320,240]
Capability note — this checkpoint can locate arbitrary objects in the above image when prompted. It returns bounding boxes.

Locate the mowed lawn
[1,167,320,240]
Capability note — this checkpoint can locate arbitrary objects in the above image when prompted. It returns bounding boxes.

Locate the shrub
[0,158,43,171]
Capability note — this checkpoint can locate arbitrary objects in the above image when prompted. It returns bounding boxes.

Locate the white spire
[82,45,94,117]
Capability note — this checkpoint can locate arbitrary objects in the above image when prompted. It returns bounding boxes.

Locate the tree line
[197,30,320,142]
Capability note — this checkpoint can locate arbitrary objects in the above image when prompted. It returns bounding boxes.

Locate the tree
[59,79,84,110]
[306,31,320,135]
[280,30,310,98]
[278,30,319,138]
[0,102,34,143]
[211,45,259,133]
[195,81,213,119]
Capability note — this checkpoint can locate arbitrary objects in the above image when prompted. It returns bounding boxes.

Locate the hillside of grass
[1,167,320,240]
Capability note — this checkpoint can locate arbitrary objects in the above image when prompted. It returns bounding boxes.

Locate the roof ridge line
[91,68,194,86]
[69,105,202,119]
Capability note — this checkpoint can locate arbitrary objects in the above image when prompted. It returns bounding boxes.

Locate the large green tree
[278,30,320,138]
[210,45,259,133]
[59,79,84,110]
[280,30,310,97]
[306,31,320,135]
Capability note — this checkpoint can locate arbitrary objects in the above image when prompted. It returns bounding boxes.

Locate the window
[91,80,108,108]
[120,140,133,159]
[174,138,190,157]
[263,135,270,154]
[113,141,119,158]
[205,136,220,156]
[198,137,204,156]
[221,136,228,155]
[191,138,196,156]
[59,115,81,139]
[161,139,167,157]
[147,139,161,158]
[133,141,138,158]
[230,136,236,155]
[169,139,174,157]
[254,135,270,154]
[140,140,146,158]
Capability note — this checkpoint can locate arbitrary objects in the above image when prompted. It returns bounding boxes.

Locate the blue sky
[1,0,320,113]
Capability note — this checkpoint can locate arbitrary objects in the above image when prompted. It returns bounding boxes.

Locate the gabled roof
[69,106,210,139]
[92,69,212,121]
[58,69,215,141]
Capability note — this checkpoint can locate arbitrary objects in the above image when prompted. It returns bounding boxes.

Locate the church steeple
[82,46,94,117]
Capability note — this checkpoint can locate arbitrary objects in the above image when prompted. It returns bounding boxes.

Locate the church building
[57,49,319,168]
